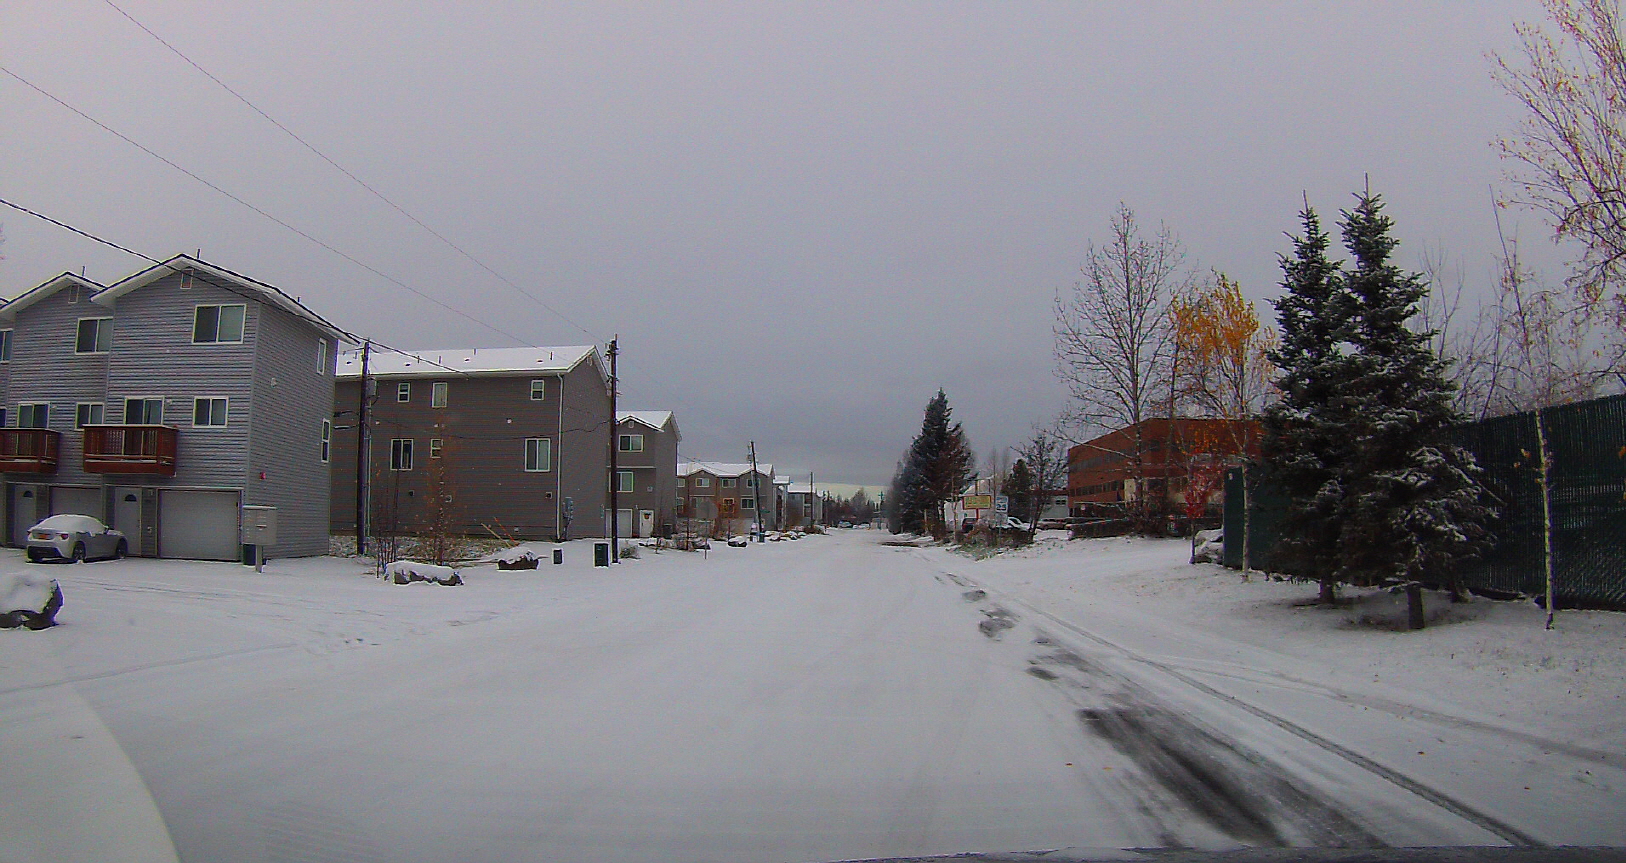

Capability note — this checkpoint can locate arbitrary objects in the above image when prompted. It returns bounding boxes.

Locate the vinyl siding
[330,353,611,539]
[614,417,679,535]
[4,286,111,487]
[246,304,336,557]
[103,271,253,488]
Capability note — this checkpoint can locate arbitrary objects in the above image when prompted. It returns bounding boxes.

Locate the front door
[114,488,145,555]
[638,510,654,538]
[10,485,39,545]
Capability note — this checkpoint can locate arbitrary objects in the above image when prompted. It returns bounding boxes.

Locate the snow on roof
[679,461,772,478]
[773,475,791,485]
[337,345,601,379]
[617,411,674,431]
[93,255,349,342]
[0,272,105,321]
[786,483,817,495]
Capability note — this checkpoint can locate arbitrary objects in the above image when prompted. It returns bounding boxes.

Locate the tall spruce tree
[902,390,976,537]
[1007,459,1035,523]
[1260,206,1356,602]
[1333,193,1491,594]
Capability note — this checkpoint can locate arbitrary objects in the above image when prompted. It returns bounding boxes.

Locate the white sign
[994,495,1009,513]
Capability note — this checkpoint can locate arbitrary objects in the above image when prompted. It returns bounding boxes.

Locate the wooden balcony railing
[0,429,61,474]
[82,425,178,476]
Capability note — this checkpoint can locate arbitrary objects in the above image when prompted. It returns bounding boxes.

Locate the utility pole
[748,441,763,542]
[354,340,371,555]
[809,470,815,528]
[607,337,620,563]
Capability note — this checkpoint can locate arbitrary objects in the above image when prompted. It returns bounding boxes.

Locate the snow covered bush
[619,542,640,559]
[385,560,463,586]
[1,574,63,629]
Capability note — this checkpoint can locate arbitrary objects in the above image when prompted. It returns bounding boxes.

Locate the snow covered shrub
[1,574,63,629]
[619,542,640,559]
[385,560,463,586]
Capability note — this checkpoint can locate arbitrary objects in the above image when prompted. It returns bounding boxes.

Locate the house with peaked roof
[1,255,346,558]
[329,345,612,541]
[676,461,777,535]
[613,410,680,538]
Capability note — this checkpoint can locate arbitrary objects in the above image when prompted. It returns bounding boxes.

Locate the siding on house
[330,347,611,539]
[614,411,680,537]
[247,299,338,556]
[3,278,109,489]
[103,270,254,488]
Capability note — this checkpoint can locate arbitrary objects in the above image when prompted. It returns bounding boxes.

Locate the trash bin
[553,548,564,565]
[593,541,611,567]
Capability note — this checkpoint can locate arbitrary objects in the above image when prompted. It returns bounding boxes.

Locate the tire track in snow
[954,568,1545,849]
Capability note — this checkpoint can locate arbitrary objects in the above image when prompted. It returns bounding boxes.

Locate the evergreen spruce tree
[901,390,976,537]
[887,459,922,534]
[1007,459,1035,524]
[1260,206,1357,602]
[1333,193,1491,596]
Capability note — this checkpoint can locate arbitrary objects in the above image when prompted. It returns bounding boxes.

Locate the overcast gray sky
[0,1,1571,489]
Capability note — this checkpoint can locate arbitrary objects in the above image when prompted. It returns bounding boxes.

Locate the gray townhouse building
[0,256,345,559]
[613,410,680,539]
[330,346,612,541]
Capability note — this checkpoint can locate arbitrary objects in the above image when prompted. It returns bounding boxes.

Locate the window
[676,477,686,488]
[75,403,104,429]
[721,478,737,488]
[390,439,414,471]
[746,477,757,488]
[431,382,448,408]
[616,471,635,493]
[524,438,551,472]
[694,476,711,488]
[429,438,443,459]
[193,397,228,428]
[192,304,245,344]
[618,434,644,453]
[0,329,11,362]
[529,379,546,401]
[316,339,328,374]
[125,397,164,424]
[18,403,49,429]
[75,318,112,354]
[741,497,756,510]
[320,420,332,463]
[397,382,411,402]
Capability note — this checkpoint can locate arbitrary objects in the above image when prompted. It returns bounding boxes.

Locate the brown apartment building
[1067,418,1259,516]
[676,461,776,535]
[612,410,680,538]
[330,346,612,540]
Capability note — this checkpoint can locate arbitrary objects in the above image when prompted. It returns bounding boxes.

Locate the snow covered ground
[0,532,1621,863]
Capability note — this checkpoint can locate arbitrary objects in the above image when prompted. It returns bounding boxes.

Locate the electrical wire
[0,64,535,348]
[97,0,606,345]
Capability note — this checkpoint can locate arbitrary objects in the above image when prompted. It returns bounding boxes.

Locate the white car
[25,514,128,563]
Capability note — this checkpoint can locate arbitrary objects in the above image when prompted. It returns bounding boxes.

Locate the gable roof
[93,255,349,342]
[0,272,106,322]
[337,345,604,381]
[679,461,773,479]
[617,410,676,434]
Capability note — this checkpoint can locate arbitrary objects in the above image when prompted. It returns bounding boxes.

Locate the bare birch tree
[1493,0,1626,341]
[1054,203,1189,518]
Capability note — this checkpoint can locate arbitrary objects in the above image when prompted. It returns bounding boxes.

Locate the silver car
[25,514,127,563]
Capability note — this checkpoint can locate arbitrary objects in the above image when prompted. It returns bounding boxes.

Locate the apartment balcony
[82,425,178,477]
[0,429,62,474]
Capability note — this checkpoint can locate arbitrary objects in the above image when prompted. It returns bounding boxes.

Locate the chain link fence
[1225,393,1626,609]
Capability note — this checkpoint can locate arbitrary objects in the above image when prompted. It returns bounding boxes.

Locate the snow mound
[1,573,64,629]
[1192,529,1224,564]
[385,560,463,586]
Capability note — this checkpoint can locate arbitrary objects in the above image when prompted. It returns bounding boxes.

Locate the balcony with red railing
[0,429,62,474]
[82,425,178,476]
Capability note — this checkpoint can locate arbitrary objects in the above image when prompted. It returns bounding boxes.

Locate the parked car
[25,515,127,563]
[1001,516,1033,532]
[1036,518,1068,530]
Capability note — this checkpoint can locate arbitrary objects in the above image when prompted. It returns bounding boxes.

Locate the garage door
[159,490,241,561]
[51,486,104,518]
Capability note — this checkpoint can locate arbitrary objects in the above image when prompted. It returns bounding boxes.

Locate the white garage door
[160,490,241,561]
[51,486,103,518]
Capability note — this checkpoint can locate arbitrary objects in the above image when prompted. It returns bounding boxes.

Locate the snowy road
[2,532,1621,862]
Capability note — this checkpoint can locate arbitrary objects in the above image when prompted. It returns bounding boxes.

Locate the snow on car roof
[32,514,106,532]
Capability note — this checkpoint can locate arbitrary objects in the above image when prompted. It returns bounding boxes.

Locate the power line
[98,0,605,345]
[0,64,534,348]
[0,194,474,380]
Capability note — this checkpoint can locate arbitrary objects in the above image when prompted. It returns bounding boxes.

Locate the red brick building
[1066,418,1259,516]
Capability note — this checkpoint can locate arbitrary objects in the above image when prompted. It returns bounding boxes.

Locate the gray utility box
[241,505,278,547]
